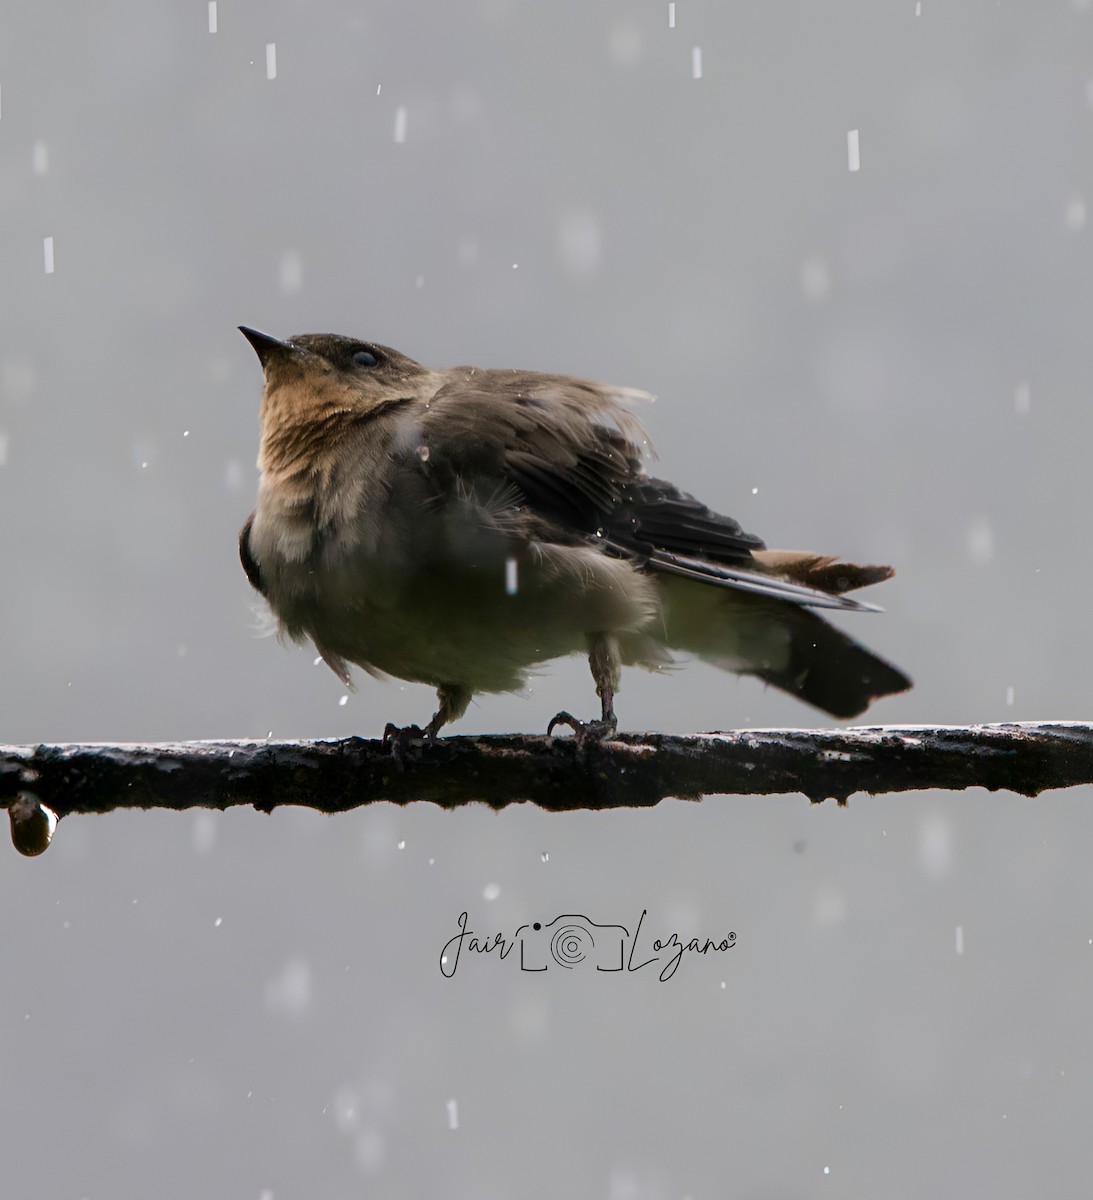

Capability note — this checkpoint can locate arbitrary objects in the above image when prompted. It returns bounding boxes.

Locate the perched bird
[238,328,910,739]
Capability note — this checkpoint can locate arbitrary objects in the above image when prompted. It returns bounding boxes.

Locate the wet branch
[2,722,1091,853]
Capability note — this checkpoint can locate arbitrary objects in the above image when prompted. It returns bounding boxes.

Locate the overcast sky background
[2,2,1093,1197]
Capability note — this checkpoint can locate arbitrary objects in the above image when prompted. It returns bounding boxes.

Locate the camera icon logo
[515,914,630,972]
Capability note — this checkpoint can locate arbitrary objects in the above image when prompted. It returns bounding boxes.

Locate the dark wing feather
[239,511,265,594]
[420,369,644,535]
[602,476,763,564]
[419,369,887,613]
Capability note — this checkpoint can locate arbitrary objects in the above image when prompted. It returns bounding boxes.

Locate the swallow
[238,328,910,739]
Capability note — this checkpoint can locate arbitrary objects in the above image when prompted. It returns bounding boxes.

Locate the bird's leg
[384,683,471,763]
[547,633,620,744]
[426,683,472,737]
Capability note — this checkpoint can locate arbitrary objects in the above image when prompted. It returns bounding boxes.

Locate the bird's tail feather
[707,606,911,718]
[751,550,894,596]
[657,575,910,718]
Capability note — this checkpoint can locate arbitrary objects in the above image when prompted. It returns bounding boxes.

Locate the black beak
[238,326,293,368]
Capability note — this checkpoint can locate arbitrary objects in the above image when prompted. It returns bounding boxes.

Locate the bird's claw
[382,722,430,766]
[546,710,619,746]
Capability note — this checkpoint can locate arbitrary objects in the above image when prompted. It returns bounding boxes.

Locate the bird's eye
[352,349,378,367]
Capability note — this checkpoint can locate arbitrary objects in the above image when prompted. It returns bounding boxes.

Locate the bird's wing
[418,369,651,534]
[417,370,888,612]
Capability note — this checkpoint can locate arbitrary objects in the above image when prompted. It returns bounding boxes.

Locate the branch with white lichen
[1,722,1091,856]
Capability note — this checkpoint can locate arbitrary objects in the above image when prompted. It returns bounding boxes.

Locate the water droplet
[541,851,549,863]
[8,794,56,856]
[446,1098,459,1130]
[418,444,430,462]
[483,882,501,901]
[967,515,993,566]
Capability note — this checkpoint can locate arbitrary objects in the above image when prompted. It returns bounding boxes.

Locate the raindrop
[967,516,993,566]
[394,106,408,143]
[919,812,954,880]
[264,957,313,1018]
[265,43,277,80]
[801,254,831,301]
[192,810,217,854]
[208,2,217,33]
[483,882,501,901]
[847,129,861,172]
[446,1098,459,1130]
[279,250,303,294]
[607,23,644,67]
[8,794,56,856]
[556,208,602,282]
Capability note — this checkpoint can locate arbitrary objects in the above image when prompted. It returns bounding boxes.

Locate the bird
[237,328,911,741]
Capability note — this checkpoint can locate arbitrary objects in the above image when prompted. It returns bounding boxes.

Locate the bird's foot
[546,711,619,746]
[382,722,430,767]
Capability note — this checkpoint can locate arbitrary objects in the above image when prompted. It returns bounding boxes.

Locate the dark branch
[2,723,1092,850]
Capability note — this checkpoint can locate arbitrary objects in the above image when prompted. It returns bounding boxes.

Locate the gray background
[2,1,1092,1197]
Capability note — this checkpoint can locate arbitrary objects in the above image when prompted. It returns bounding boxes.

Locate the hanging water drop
[8,794,57,856]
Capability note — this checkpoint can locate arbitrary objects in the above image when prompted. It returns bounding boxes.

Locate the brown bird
[238,328,910,739]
